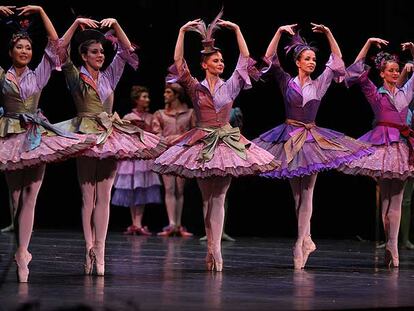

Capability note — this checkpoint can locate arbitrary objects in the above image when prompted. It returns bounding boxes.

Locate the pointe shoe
[176,226,193,237]
[14,251,32,283]
[84,248,94,275]
[157,225,176,237]
[91,246,105,276]
[201,233,235,242]
[401,241,414,250]
[302,236,316,269]
[205,249,223,272]
[206,252,214,271]
[1,224,14,233]
[123,225,139,235]
[136,226,152,236]
[385,245,399,268]
[293,243,303,270]
[211,250,223,272]
[222,232,236,242]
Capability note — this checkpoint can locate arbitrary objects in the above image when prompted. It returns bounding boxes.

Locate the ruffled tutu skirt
[253,124,373,179]
[0,132,95,171]
[153,138,279,179]
[82,128,166,160]
[337,142,413,180]
[112,159,162,206]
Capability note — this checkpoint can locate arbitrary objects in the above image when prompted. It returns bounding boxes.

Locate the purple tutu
[112,159,162,206]
[253,123,373,178]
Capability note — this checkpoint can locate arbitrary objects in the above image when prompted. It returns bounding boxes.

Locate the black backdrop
[1,0,414,240]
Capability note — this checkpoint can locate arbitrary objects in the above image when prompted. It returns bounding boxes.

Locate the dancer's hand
[16,5,42,16]
[311,22,331,34]
[0,6,15,16]
[367,37,389,49]
[100,18,118,28]
[402,62,414,73]
[401,42,414,52]
[217,19,239,31]
[180,19,203,33]
[278,24,297,36]
[76,17,100,29]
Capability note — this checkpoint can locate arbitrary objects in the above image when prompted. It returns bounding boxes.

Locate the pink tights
[289,174,317,243]
[162,175,186,227]
[6,164,46,256]
[77,157,117,253]
[289,174,317,269]
[197,176,232,266]
[378,178,405,262]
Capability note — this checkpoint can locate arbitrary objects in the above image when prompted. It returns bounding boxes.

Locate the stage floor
[1,231,414,310]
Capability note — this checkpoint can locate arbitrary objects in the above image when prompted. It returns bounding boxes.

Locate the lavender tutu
[253,123,373,179]
[112,159,162,206]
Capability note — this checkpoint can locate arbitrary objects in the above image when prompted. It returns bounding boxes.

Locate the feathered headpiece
[284,32,317,60]
[187,7,223,54]
[373,51,399,71]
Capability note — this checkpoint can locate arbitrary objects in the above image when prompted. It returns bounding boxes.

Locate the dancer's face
[202,51,224,76]
[135,92,150,110]
[81,42,105,71]
[163,88,178,105]
[10,39,32,68]
[380,61,400,85]
[296,50,316,75]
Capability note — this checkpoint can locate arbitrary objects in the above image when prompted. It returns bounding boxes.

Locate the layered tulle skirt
[253,123,373,179]
[153,127,280,179]
[0,113,95,171]
[112,159,162,206]
[338,142,413,180]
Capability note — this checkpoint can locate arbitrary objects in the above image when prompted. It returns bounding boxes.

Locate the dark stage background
[1,0,414,240]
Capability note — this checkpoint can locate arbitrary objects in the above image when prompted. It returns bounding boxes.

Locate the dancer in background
[153,83,195,237]
[111,85,163,236]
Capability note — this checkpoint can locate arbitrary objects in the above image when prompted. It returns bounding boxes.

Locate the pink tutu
[81,128,165,160]
[153,138,279,178]
[0,132,95,171]
[338,142,414,180]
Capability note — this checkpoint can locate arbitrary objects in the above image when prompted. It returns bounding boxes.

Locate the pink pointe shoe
[385,244,399,268]
[14,251,32,283]
[302,236,316,269]
[84,248,94,275]
[206,250,223,272]
[91,246,105,276]
[293,242,303,270]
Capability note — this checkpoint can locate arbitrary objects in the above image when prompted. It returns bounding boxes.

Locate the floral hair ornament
[187,7,223,54]
[0,7,33,36]
[373,51,399,70]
